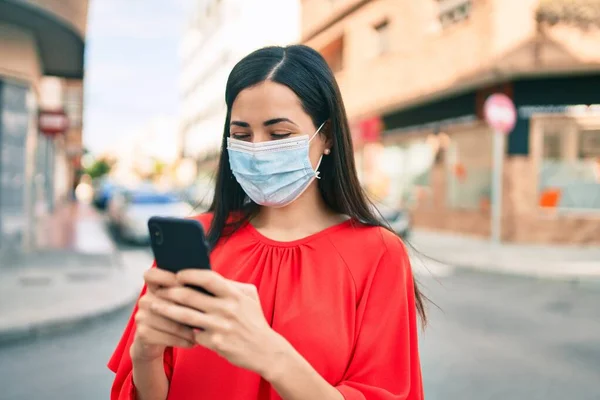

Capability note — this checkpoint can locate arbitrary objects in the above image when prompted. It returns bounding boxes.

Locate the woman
[109,45,426,400]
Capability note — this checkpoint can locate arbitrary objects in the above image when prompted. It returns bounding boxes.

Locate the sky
[83,0,191,153]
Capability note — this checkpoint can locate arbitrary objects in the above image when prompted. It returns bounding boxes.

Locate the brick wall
[504,156,600,245]
[301,0,367,41]
[410,163,492,237]
[411,155,600,245]
[303,0,600,121]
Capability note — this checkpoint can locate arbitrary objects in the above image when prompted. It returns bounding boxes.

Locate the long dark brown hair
[206,45,426,324]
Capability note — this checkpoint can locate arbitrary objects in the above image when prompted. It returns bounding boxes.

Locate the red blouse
[108,214,423,400]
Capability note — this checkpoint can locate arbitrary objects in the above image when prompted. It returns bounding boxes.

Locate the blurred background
[0,0,599,399]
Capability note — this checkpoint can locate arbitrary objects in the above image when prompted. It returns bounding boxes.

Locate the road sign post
[483,94,517,244]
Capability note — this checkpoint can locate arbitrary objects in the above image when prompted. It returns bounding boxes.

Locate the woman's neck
[251,183,342,234]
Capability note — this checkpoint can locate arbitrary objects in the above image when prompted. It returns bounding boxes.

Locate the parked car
[371,201,411,238]
[108,189,193,243]
[93,179,123,210]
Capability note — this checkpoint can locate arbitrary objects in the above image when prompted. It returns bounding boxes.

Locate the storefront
[0,0,87,258]
[378,74,600,245]
[0,79,32,251]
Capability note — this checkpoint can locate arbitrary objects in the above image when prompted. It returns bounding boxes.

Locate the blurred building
[0,0,88,258]
[302,0,600,245]
[179,0,301,174]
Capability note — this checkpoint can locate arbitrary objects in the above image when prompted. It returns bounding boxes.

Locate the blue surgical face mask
[227,122,326,208]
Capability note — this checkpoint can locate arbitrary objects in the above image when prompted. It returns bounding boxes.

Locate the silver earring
[324,148,331,155]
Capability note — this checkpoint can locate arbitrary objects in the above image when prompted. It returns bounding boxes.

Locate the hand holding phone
[148,216,213,295]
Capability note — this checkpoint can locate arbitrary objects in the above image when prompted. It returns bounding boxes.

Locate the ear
[320,120,334,152]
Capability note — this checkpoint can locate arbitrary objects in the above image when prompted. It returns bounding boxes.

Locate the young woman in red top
[109,45,426,400]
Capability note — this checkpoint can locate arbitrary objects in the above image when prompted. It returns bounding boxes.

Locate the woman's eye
[271,132,292,139]
[231,133,251,140]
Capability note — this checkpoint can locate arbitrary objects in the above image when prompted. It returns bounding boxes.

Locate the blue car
[93,180,122,210]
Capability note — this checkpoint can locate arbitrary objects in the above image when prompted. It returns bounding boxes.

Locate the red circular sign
[39,110,69,137]
[483,93,517,134]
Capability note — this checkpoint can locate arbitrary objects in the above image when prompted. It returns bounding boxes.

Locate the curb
[409,250,600,285]
[438,259,600,288]
[0,213,147,346]
[0,288,139,346]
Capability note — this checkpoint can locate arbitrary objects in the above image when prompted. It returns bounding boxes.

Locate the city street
[2,1,599,400]
[1,254,599,400]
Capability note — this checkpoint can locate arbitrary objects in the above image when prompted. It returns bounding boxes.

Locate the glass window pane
[539,129,600,211]
[446,129,492,210]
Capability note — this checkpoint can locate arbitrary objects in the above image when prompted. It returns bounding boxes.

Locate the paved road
[0,306,132,400]
[418,270,600,400]
[0,243,152,400]
[0,256,598,400]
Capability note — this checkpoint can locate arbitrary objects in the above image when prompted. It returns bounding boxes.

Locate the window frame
[531,114,600,216]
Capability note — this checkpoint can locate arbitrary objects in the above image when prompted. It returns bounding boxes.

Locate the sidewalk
[408,229,600,281]
[0,202,150,344]
[2,205,598,344]
[34,201,115,254]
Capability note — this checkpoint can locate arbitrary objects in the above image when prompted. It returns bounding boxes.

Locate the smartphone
[148,216,212,295]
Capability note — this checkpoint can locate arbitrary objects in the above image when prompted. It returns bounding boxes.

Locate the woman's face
[229,80,329,169]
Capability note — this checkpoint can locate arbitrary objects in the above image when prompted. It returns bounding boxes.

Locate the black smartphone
[148,216,212,295]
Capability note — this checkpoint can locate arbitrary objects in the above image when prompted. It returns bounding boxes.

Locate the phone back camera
[150,223,164,245]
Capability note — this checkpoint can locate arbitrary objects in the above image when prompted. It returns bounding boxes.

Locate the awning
[0,0,85,79]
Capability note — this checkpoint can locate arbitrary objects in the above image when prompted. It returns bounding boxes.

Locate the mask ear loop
[309,121,327,179]
[314,155,324,180]
[309,121,327,142]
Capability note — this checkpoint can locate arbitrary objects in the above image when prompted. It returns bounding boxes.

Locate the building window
[438,0,472,29]
[539,126,600,211]
[0,80,30,246]
[321,35,344,73]
[542,130,561,160]
[374,19,390,56]
[446,127,493,210]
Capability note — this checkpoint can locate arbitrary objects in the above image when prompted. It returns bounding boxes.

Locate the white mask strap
[314,155,324,179]
[309,121,326,143]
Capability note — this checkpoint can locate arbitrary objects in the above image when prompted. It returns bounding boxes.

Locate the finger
[136,310,195,342]
[193,329,226,353]
[144,268,179,291]
[176,270,237,299]
[155,286,225,314]
[136,325,194,348]
[156,287,243,325]
[150,295,226,330]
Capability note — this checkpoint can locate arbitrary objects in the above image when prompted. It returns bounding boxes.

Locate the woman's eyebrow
[230,120,250,128]
[263,118,298,127]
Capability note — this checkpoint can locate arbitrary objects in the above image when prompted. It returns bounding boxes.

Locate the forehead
[231,81,305,120]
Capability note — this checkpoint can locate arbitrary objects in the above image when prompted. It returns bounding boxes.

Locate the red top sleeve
[107,266,175,400]
[108,213,213,400]
[335,235,424,400]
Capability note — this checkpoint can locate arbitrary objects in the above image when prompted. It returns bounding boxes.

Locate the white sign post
[483,94,517,244]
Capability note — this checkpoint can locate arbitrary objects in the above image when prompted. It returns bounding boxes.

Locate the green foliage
[153,159,167,176]
[85,159,111,179]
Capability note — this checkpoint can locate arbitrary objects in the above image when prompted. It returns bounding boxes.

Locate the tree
[85,159,112,180]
